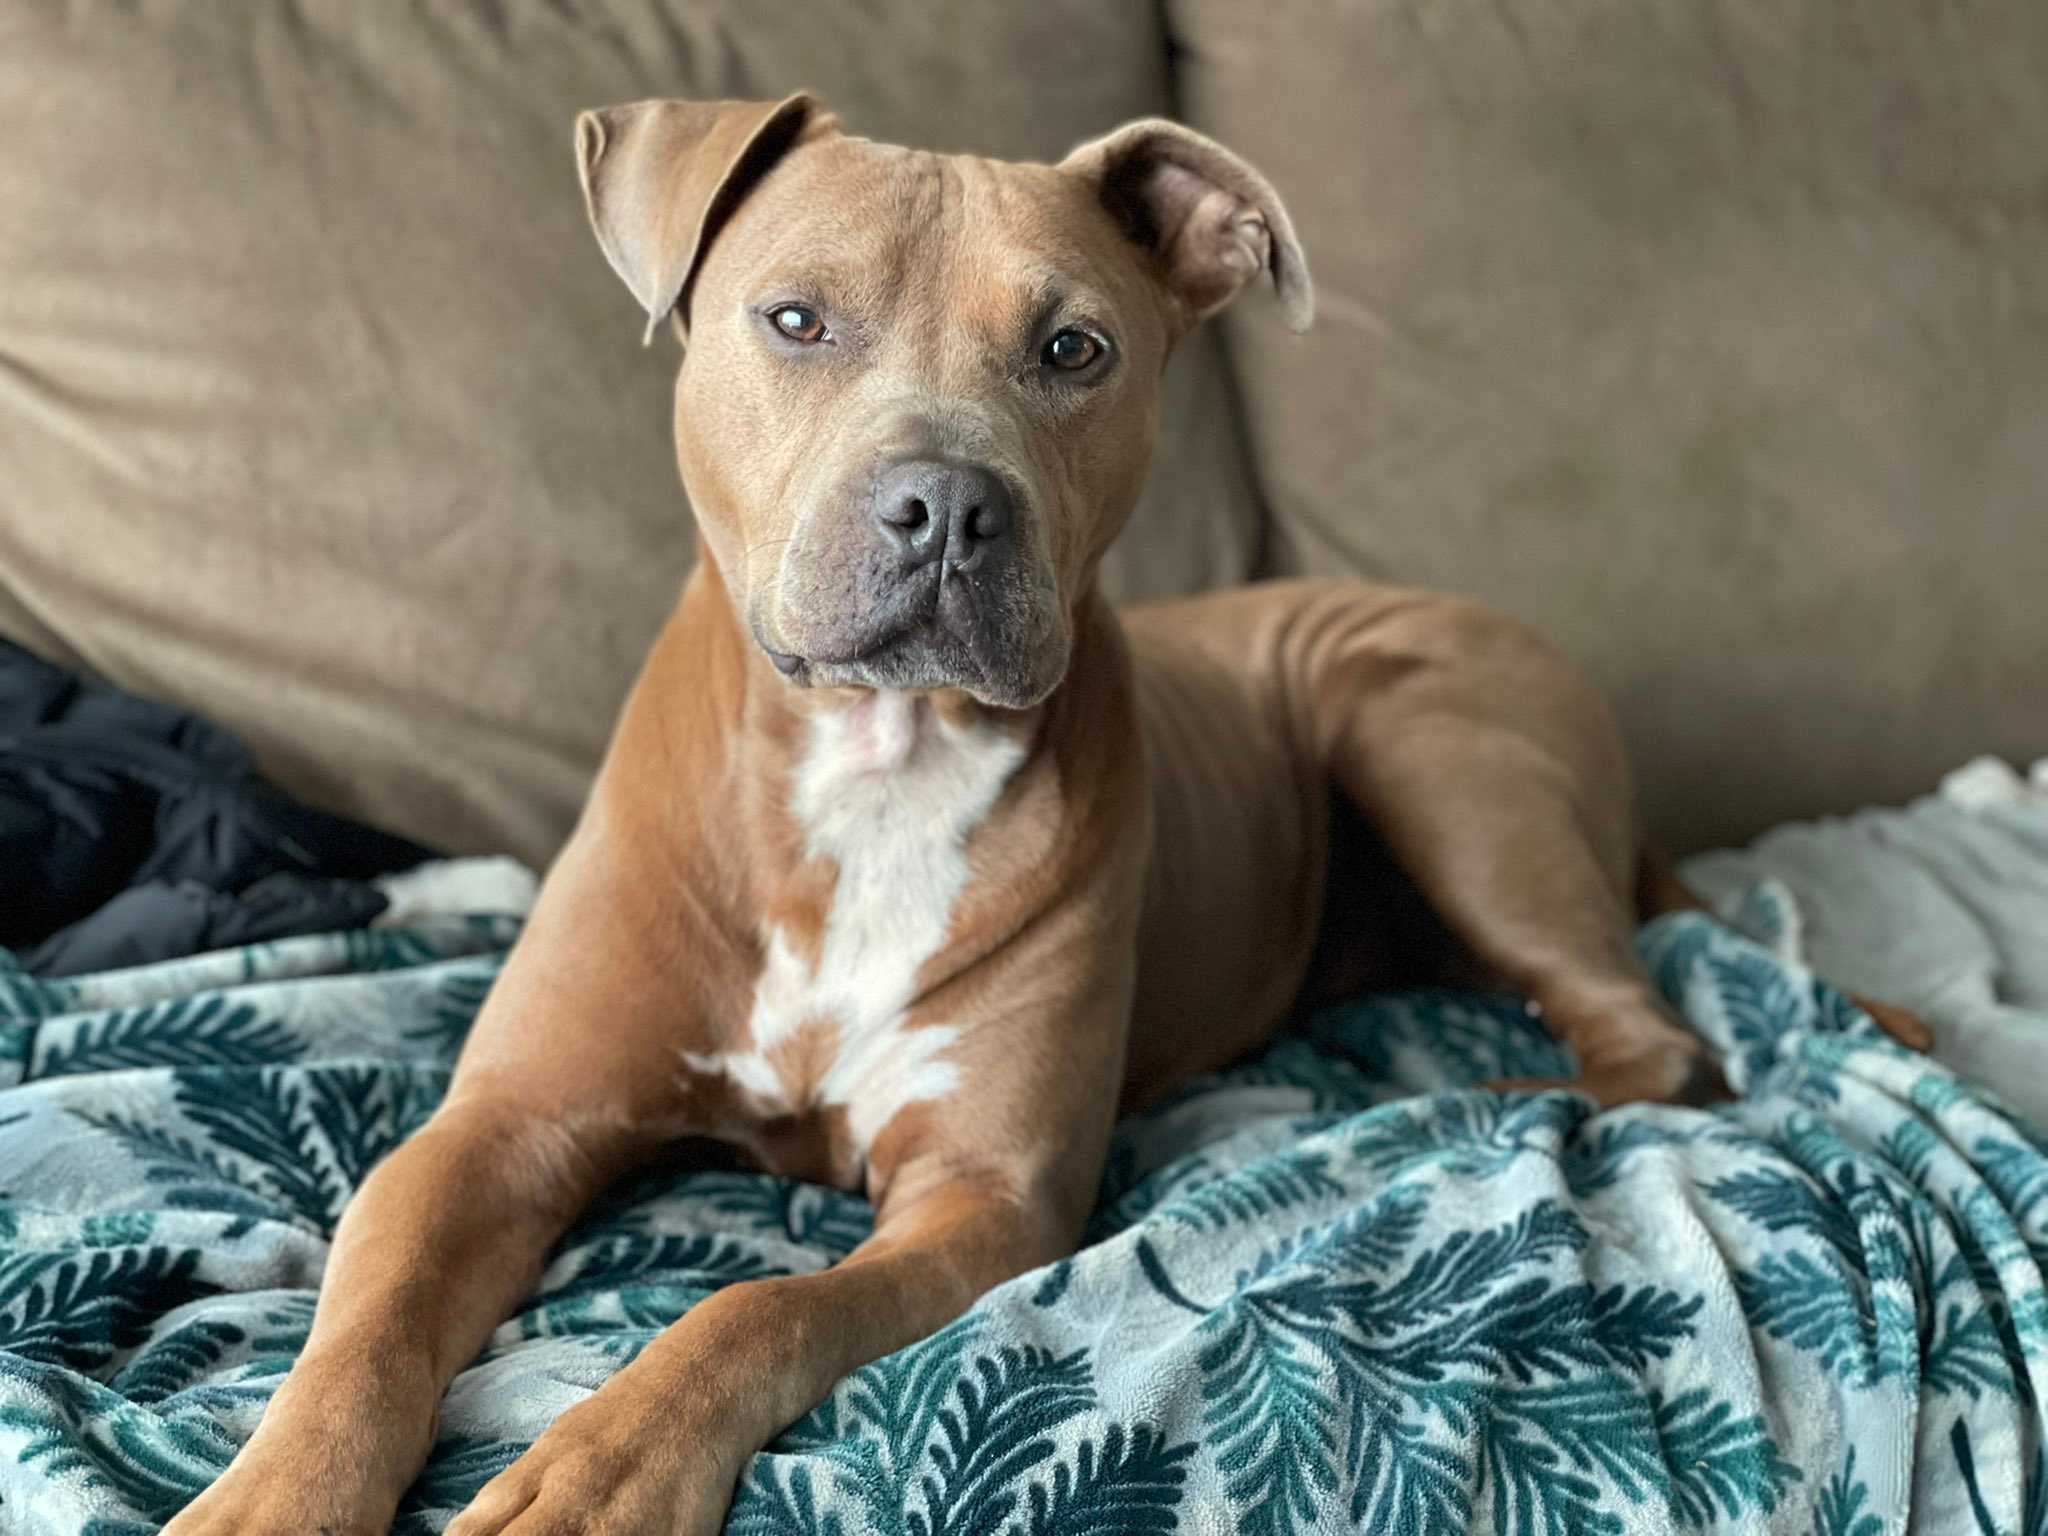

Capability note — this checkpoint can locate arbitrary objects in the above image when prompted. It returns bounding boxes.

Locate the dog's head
[577,95,1311,707]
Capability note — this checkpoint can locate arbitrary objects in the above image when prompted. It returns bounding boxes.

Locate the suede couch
[2,1,2042,867]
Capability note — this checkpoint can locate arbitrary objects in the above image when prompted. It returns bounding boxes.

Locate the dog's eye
[1042,329,1103,371]
[769,304,828,344]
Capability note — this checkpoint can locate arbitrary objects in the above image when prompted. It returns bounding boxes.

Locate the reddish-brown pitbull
[164,96,1928,1536]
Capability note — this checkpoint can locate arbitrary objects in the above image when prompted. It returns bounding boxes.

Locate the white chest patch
[682,691,1025,1158]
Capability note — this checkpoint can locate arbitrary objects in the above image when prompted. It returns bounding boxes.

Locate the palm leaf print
[826,1313,978,1469]
[1707,1125,2039,1397]
[1707,1148,1898,1384]
[166,1069,345,1227]
[517,1230,787,1355]
[340,927,449,972]
[1480,1377,1659,1502]
[301,1064,434,1190]
[1560,1115,1705,1197]
[1734,1249,1878,1382]
[1876,1119,1939,1184]
[1707,1163,1865,1271]
[33,997,302,1080]
[1697,945,1809,1084]
[400,959,503,1060]
[1158,1146,1347,1233]
[1475,1400,1618,1536]
[910,1345,1094,1536]
[1087,1151,1222,1241]
[1977,1131,2048,1271]
[539,1229,785,1302]
[1198,1296,1343,1534]
[65,1106,294,1235]
[767,1317,995,1532]
[0,956,81,1031]
[392,1432,525,1532]
[1308,991,1573,1089]
[109,1315,247,1404]
[730,1459,848,1536]
[1010,1421,1194,1536]
[0,1247,212,1373]
[153,1062,432,1233]
[1151,1189,1760,1536]
[1809,1446,1882,1536]
[1347,1092,1617,1186]
[1924,1296,2025,1399]
[692,1171,875,1257]
[1652,1388,1799,1525]
[0,1358,232,1519]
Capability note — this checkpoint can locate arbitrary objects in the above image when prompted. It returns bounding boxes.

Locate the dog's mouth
[758,624,912,680]
[757,619,964,689]
[755,587,1063,708]
[752,537,1070,708]
[757,563,969,681]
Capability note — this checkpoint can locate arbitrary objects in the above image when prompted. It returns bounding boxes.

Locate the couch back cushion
[1173,0,2048,849]
[0,2,1258,865]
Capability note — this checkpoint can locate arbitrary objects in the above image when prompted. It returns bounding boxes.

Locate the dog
[164,96,1929,1536]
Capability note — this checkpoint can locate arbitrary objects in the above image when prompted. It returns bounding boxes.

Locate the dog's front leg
[439,932,1132,1536]
[444,1168,1077,1536]
[161,1093,632,1536]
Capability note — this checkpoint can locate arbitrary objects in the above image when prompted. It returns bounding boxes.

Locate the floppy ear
[576,94,819,344]
[1062,119,1312,334]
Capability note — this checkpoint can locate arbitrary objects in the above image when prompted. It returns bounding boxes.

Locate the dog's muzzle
[762,455,1065,706]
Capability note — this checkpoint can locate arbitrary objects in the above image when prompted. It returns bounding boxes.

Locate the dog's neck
[607,556,1085,915]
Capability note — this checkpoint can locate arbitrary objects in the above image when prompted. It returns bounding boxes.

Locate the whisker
[740,536,794,567]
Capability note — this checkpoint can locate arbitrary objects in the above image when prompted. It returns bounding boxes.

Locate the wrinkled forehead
[701,137,1161,342]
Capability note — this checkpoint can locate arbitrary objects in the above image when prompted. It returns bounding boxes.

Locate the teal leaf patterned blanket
[0,901,2042,1533]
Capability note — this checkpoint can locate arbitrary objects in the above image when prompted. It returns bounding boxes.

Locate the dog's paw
[162,1467,390,1536]
[1851,992,1936,1052]
[1582,1036,1730,1107]
[1495,999,1731,1108]
[160,1383,424,1536]
[447,1382,732,1536]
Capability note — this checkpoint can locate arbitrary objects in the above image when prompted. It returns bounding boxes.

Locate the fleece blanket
[1686,756,2048,1132]
[0,899,2042,1534]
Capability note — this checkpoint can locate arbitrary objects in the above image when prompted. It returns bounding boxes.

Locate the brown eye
[1043,328,1103,371]
[769,304,827,343]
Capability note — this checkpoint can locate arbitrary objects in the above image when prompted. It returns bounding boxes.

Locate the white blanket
[1685,755,2048,1128]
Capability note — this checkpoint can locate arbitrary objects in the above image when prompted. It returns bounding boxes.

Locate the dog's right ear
[576,94,819,345]
[1063,119,1312,335]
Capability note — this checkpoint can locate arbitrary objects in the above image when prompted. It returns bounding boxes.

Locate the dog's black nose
[872,459,1014,570]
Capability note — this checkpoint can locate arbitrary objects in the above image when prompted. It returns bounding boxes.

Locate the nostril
[965,501,1010,542]
[882,496,929,531]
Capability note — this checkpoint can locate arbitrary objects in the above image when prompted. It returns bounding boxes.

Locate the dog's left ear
[577,94,821,344]
[1062,119,1313,334]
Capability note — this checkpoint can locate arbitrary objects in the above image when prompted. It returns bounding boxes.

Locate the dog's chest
[682,692,1024,1169]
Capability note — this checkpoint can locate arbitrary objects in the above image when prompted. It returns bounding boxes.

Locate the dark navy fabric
[1,640,430,971]
[19,873,391,978]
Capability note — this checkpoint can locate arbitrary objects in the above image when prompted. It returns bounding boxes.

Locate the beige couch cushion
[1173,0,2048,850]
[0,2,1257,866]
